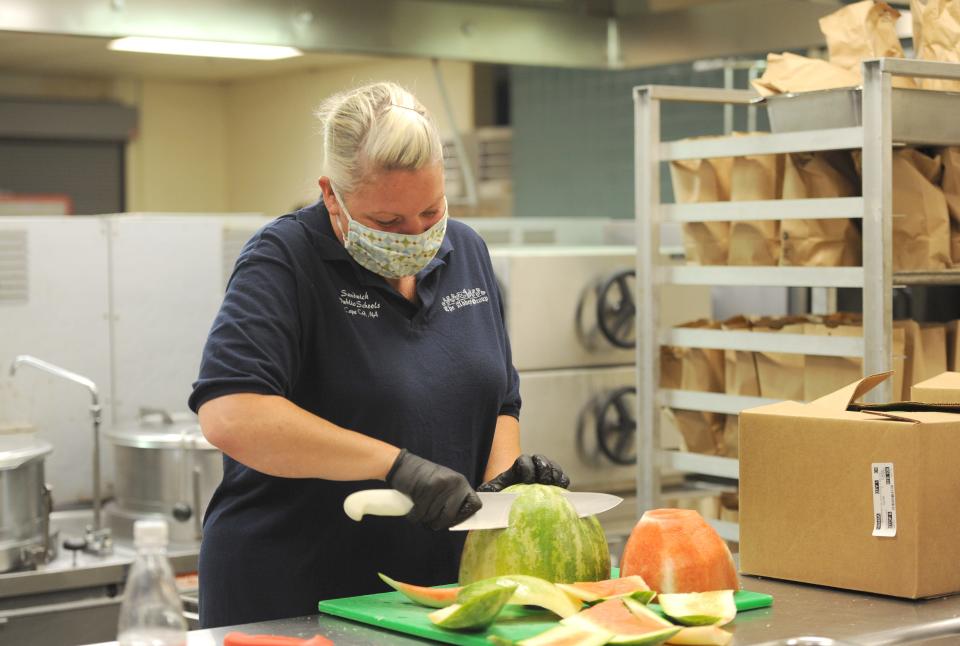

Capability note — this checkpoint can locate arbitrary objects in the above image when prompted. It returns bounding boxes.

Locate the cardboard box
[740,373,960,598]
[912,371,960,404]
[803,322,905,402]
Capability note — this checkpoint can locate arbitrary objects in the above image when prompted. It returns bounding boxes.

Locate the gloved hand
[477,454,570,493]
[386,449,482,531]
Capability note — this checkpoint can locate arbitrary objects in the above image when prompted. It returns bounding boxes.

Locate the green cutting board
[318,580,773,645]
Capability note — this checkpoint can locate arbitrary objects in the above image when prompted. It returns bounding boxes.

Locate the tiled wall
[510,62,768,219]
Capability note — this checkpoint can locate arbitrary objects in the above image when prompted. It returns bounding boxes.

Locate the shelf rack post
[861,59,895,403]
[634,85,662,516]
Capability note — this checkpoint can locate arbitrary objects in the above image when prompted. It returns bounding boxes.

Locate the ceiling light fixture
[108,36,303,60]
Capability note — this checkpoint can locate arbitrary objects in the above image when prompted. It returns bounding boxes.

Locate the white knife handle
[344,489,413,521]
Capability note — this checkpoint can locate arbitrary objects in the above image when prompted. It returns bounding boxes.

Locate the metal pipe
[8,355,104,533]
[722,64,734,135]
[431,58,478,208]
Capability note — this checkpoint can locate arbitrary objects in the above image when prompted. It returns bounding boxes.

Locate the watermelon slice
[562,598,680,645]
[666,626,733,645]
[489,625,615,646]
[377,573,460,608]
[557,575,653,605]
[429,582,517,630]
[657,591,736,626]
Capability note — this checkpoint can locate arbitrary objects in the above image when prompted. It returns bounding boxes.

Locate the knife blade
[342,489,622,531]
[448,491,623,531]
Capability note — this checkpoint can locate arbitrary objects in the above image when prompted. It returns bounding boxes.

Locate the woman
[190,82,569,628]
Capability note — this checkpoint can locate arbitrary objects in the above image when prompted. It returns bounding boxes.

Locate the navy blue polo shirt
[188,200,520,628]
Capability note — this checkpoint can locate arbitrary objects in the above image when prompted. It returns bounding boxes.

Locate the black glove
[386,449,482,531]
[477,454,571,493]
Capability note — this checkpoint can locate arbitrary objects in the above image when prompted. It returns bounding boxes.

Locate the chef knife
[343,489,622,531]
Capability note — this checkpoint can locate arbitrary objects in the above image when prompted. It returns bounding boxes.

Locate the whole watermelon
[458,484,611,585]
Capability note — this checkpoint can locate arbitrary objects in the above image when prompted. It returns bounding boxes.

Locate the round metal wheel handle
[172,502,193,523]
[596,269,636,349]
[596,386,637,466]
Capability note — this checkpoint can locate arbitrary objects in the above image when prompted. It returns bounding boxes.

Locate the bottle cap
[133,519,169,548]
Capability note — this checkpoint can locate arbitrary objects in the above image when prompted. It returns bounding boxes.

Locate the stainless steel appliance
[0,431,55,573]
[105,409,222,545]
[0,509,200,646]
[489,246,711,545]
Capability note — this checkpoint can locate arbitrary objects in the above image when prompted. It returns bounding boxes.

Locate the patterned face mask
[331,185,448,279]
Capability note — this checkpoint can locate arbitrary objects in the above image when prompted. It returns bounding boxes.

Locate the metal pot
[105,409,222,545]
[0,432,55,572]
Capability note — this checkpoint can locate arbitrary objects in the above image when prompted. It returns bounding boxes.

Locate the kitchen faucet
[9,354,112,556]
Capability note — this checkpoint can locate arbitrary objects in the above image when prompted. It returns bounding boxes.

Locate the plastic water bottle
[117,519,188,646]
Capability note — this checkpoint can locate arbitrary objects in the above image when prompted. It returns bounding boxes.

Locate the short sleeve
[489,250,521,420]
[188,229,303,412]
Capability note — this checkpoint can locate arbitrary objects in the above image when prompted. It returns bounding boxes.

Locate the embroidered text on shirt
[441,287,489,312]
[339,289,381,319]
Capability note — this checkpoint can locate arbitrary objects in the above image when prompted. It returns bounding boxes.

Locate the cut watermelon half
[557,575,653,605]
[562,598,680,645]
[665,626,733,645]
[378,573,460,608]
[657,591,736,627]
[489,625,615,646]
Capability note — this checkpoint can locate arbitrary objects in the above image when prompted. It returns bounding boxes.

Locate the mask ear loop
[329,184,352,244]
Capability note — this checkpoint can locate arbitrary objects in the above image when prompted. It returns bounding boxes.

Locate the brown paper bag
[754,316,807,400]
[892,149,952,270]
[858,148,954,270]
[722,316,760,396]
[804,321,906,401]
[819,1,918,89]
[911,0,960,92]
[729,149,784,265]
[941,147,960,265]
[781,151,862,267]
[660,345,683,389]
[669,409,726,456]
[670,155,734,265]
[720,489,739,523]
[895,319,926,398]
[751,52,861,96]
[678,319,725,393]
[920,324,948,382]
[720,415,739,459]
[949,320,960,372]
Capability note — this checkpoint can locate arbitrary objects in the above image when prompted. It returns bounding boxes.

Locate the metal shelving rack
[634,58,960,542]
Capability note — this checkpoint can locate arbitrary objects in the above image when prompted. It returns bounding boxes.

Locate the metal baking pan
[765,86,960,146]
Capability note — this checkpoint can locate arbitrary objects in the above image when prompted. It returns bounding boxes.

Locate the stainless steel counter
[82,574,960,646]
[0,510,199,646]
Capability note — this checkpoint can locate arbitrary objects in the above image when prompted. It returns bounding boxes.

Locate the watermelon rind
[657,591,736,627]
[627,590,657,606]
[459,484,611,585]
[563,599,680,646]
[429,583,517,631]
[490,624,616,646]
[622,598,675,627]
[665,626,733,645]
[487,574,583,618]
[377,572,460,608]
[556,575,652,605]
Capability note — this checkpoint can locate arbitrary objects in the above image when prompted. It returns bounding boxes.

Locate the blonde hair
[316,82,443,193]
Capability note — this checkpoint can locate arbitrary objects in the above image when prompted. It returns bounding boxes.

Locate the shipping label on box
[740,372,960,599]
